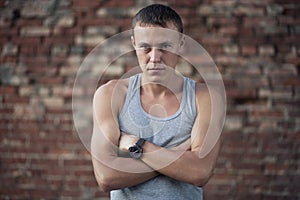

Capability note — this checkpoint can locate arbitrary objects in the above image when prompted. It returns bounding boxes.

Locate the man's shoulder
[93,78,131,113]
[195,82,223,107]
[195,83,209,99]
[95,78,130,97]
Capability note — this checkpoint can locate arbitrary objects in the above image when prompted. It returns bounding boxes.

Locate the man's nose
[149,48,162,62]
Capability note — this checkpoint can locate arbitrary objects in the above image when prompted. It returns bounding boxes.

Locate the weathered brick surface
[0,0,299,199]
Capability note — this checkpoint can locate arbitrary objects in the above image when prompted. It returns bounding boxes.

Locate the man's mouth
[147,64,165,71]
[148,68,164,70]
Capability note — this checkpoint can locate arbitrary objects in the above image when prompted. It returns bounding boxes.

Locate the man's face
[132,23,183,81]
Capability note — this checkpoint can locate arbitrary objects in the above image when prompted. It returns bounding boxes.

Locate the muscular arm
[119,84,224,186]
[91,80,159,192]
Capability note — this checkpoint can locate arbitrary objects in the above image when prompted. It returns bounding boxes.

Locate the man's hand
[119,132,139,152]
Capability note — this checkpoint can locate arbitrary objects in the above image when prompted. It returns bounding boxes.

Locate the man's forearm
[140,140,219,186]
[91,129,159,192]
[92,156,159,192]
[118,134,219,187]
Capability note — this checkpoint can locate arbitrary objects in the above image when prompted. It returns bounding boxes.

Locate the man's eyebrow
[160,41,173,46]
[137,42,151,46]
[137,41,174,47]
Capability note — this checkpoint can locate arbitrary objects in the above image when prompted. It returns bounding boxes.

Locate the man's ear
[180,36,185,48]
[131,36,136,49]
[178,36,185,53]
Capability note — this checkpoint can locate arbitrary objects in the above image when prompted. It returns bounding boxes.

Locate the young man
[91,4,222,199]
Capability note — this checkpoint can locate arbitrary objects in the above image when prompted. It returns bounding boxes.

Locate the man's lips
[147,64,165,70]
[148,68,164,70]
[146,63,167,72]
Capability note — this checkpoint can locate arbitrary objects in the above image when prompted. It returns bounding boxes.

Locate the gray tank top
[112,73,203,200]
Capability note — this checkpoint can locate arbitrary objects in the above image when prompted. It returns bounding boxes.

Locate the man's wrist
[129,138,145,159]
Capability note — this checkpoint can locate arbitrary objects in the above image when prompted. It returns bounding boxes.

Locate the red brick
[241,46,257,56]
[0,0,5,8]
[172,0,202,7]
[60,189,81,197]
[77,18,108,27]
[82,179,98,187]
[278,16,300,25]
[14,37,41,45]
[72,0,102,8]
[16,19,43,26]
[251,110,284,118]
[37,77,64,85]
[219,26,238,35]
[4,95,29,104]
[20,46,37,55]
[103,0,135,7]
[0,27,18,36]
[3,55,18,63]
[43,37,73,46]
[0,86,17,94]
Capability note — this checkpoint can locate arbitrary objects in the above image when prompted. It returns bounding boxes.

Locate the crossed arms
[91,79,222,192]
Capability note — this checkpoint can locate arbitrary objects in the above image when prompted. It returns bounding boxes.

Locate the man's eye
[160,44,174,51]
[139,46,151,52]
[143,47,151,51]
[161,44,170,49]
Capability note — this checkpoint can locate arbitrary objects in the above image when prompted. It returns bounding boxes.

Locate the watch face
[129,145,143,159]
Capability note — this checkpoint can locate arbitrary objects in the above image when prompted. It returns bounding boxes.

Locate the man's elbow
[98,181,113,193]
[95,173,115,192]
[191,168,212,187]
[93,164,119,192]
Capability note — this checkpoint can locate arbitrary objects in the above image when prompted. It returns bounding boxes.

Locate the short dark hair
[132,4,183,33]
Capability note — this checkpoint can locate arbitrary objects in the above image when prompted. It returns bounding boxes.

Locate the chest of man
[140,92,182,118]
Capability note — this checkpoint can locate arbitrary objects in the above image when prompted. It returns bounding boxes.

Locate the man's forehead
[134,21,178,31]
[133,26,180,43]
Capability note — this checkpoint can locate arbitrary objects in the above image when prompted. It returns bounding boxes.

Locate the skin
[91,23,222,192]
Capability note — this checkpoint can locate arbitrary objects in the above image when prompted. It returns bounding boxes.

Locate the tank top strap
[119,74,141,118]
[183,77,197,117]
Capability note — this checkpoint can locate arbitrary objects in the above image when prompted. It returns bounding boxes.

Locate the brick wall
[0,0,299,199]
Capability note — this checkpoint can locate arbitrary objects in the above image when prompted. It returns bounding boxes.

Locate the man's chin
[142,71,176,84]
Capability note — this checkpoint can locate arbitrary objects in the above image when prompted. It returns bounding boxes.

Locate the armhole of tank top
[192,80,198,116]
[181,77,188,109]
[118,76,135,118]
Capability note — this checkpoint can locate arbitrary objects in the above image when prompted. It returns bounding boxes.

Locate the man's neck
[141,72,183,98]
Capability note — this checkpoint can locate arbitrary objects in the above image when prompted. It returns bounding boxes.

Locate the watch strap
[136,138,145,148]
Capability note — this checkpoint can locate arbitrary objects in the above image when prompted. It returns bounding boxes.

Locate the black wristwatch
[129,138,145,159]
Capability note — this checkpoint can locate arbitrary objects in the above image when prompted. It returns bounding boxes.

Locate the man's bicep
[92,86,121,155]
[191,85,224,158]
[190,114,210,153]
[190,88,211,152]
[93,85,120,142]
